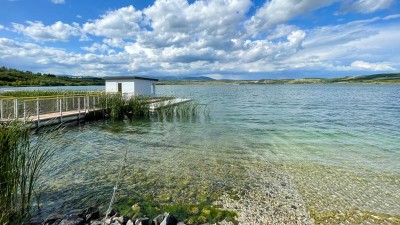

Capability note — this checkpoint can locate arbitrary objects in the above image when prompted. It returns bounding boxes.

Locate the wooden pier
[0,94,102,128]
[0,94,191,128]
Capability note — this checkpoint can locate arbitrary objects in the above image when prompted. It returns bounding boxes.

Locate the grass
[0,120,62,224]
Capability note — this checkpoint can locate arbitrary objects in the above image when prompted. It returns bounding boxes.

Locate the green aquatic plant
[114,197,238,225]
[0,120,62,224]
[155,101,210,121]
[97,93,151,120]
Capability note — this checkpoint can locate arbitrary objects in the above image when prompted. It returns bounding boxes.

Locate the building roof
[103,76,158,81]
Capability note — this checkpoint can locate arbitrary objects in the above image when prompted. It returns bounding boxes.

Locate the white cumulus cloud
[245,0,335,37]
[12,21,81,42]
[83,5,142,39]
[351,60,394,71]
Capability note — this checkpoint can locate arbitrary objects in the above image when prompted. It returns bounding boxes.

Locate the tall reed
[155,101,210,121]
[0,120,61,224]
[98,93,150,120]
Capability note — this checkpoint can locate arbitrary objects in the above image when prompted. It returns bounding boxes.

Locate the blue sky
[0,0,399,79]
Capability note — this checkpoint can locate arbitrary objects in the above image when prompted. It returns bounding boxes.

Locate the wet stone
[153,214,165,225]
[82,207,100,222]
[160,213,178,225]
[59,215,84,225]
[135,217,150,225]
[44,213,64,225]
[90,220,103,225]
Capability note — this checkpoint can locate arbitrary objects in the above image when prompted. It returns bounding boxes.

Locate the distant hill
[0,67,104,86]
[257,73,400,84]
[158,76,215,81]
[1,66,399,86]
[158,73,400,85]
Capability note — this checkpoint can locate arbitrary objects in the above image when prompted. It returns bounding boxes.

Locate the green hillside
[257,73,400,84]
[159,73,400,85]
[0,67,104,86]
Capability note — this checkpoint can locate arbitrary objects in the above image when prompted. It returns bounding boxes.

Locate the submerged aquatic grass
[114,197,238,224]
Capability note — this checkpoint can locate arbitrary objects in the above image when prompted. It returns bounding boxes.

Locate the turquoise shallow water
[33,85,400,223]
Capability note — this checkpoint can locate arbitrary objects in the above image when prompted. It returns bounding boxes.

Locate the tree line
[0,66,105,86]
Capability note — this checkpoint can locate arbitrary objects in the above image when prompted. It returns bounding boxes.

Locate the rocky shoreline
[28,207,193,225]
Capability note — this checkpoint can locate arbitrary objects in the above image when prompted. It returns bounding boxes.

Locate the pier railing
[0,93,104,123]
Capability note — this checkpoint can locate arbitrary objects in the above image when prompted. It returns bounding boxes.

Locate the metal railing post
[23,100,26,122]
[60,98,63,123]
[78,96,81,118]
[56,97,59,111]
[0,99,3,121]
[87,95,90,112]
[84,96,87,113]
[14,99,18,119]
[65,97,68,111]
[36,98,40,128]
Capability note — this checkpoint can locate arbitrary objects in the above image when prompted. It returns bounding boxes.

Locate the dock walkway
[0,94,190,128]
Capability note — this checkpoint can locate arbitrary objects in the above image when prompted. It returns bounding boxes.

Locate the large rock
[43,213,64,225]
[107,209,120,217]
[82,207,100,222]
[160,213,178,225]
[58,215,84,225]
[135,217,150,225]
[90,220,103,225]
[112,216,129,224]
[152,214,165,225]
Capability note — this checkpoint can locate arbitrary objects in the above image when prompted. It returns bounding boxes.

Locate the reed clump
[155,101,210,121]
[98,93,150,120]
[0,120,61,224]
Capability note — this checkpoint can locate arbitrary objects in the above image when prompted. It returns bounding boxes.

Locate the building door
[118,83,122,93]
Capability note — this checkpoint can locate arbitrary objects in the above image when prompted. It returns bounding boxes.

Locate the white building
[104,76,158,96]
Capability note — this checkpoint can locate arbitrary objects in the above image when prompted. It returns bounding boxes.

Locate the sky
[0,0,399,80]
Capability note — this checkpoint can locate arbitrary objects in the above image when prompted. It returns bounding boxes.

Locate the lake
[18,85,399,224]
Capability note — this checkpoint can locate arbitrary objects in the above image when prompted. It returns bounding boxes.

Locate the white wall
[105,80,135,93]
[134,79,154,96]
[105,79,155,96]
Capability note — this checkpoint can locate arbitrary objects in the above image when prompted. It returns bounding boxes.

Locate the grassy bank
[0,67,104,87]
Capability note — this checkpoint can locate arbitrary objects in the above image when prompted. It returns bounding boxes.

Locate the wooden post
[36,98,40,128]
